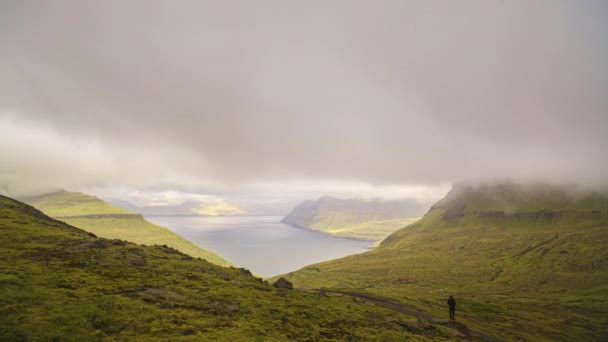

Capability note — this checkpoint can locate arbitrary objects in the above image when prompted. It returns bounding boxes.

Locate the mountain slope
[282,196,425,242]
[279,182,608,341]
[0,194,459,341]
[23,191,233,267]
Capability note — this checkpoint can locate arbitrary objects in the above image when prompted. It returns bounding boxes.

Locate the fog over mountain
[1,1,607,205]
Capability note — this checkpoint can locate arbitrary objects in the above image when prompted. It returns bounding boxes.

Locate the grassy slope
[283,197,422,242]
[22,190,132,216]
[278,183,608,341]
[24,191,233,267]
[0,195,458,341]
[311,218,420,242]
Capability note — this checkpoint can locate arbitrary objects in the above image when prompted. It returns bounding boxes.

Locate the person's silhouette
[447,295,456,320]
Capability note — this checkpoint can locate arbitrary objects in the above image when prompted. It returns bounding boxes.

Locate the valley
[14,183,608,340]
[0,194,466,341]
[2,2,605,340]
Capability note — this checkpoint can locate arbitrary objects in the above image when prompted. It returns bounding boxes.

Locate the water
[145,215,371,277]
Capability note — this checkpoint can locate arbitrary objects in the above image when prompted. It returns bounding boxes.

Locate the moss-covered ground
[0,195,459,341]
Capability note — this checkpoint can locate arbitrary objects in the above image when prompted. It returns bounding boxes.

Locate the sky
[0,1,607,212]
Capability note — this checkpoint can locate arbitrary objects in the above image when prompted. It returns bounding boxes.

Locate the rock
[272,277,293,290]
[238,268,253,277]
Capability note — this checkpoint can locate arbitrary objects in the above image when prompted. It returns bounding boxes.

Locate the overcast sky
[0,1,607,206]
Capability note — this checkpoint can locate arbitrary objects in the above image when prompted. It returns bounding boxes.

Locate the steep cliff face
[282,196,426,241]
[281,199,319,229]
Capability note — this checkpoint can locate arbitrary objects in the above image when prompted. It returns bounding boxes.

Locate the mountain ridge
[23,190,234,267]
[278,182,608,341]
[282,196,426,242]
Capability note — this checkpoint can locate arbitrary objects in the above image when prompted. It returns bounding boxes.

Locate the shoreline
[281,222,378,247]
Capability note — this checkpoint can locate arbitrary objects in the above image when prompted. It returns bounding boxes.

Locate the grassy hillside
[24,191,233,267]
[278,182,608,341]
[320,218,420,242]
[282,196,424,242]
[0,195,461,341]
[24,190,132,216]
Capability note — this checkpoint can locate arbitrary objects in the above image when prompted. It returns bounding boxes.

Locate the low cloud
[1,1,607,201]
[192,201,246,216]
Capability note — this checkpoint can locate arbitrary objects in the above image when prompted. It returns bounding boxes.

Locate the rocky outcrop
[272,277,293,290]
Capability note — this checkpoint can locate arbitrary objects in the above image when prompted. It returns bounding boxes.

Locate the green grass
[63,216,232,267]
[277,183,608,341]
[0,195,458,341]
[24,191,233,267]
[23,191,132,216]
[316,218,420,242]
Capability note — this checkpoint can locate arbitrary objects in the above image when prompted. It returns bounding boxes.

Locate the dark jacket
[447,297,456,308]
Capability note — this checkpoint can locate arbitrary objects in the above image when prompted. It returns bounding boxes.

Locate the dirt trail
[310,289,504,342]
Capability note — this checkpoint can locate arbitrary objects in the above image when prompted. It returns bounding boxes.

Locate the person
[447,295,456,320]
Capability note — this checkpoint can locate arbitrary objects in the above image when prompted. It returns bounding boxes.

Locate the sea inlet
[145,215,371,277]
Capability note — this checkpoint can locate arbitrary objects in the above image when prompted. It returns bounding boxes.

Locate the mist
[1,1,607,203]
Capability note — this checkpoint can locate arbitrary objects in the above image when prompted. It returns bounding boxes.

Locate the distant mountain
[104,198,206,216]
[282,196,427,241]
[278,182,608,341]
[23,191,233,267]
[0,194,462,341]
[104,198,292,217]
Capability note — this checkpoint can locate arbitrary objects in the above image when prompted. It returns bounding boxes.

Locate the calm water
[145,215,371,277]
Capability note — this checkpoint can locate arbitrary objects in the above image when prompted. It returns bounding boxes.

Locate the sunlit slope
[281,183,608,341]
[282,196,424,241]
[24,190,132,216]
[24,191,233,267]
[0,195,458,341]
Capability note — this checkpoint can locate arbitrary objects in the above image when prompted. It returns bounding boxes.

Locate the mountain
[277,182,608,341]
[23,191,233,267]
[0,194,464,341]
[281,195,426,241]
[105,198,292,217]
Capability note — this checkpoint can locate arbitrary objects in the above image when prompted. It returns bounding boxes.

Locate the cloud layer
[1,1,607,199]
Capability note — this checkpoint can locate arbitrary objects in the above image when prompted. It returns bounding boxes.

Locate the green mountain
[282,196,425,242]
[278,182,608,341]
[0,194,465,341]
[23,191,233,267]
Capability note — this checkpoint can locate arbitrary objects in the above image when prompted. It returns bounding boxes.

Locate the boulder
[272,277,293,290]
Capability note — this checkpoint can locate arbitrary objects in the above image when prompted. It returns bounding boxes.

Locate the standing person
[447,295,456,320]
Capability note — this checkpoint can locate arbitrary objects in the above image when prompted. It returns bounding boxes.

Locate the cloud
[192,201,246,216]
[117,191,219,208]
[0,1,607,199]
